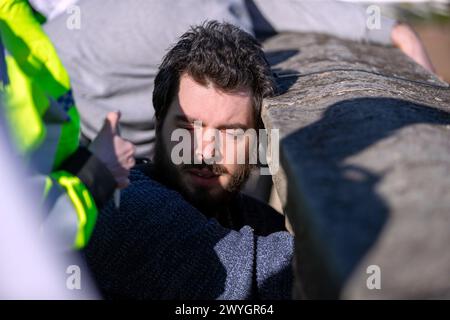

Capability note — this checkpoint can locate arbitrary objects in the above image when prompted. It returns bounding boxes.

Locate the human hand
[391,23,435,73]
[89,111,136,189]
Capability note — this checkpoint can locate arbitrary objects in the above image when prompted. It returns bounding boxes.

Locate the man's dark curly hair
[153,20,275,129]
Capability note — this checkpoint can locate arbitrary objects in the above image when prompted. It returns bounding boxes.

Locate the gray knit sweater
[84,170,294,299]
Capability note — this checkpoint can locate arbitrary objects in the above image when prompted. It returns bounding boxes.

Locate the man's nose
[193,128,221,163]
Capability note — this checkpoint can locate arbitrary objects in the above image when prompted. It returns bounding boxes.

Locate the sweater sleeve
[247,0,396,45]
[84,170,293,300]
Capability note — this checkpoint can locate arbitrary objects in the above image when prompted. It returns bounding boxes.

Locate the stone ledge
[262,33,450,299]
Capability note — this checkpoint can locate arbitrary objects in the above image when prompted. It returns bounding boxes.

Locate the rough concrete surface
[262,33,450,299]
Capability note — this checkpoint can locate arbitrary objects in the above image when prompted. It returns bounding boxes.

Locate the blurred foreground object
[391,23,435,73]
[0,107,97,299]
[0,0,126,250]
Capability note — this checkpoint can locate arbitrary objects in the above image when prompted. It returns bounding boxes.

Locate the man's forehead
[173,74,254,128]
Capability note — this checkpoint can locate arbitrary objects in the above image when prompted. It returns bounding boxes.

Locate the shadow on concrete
[266,49,301,95]
[265,49,299,66]
[281,97,450,298]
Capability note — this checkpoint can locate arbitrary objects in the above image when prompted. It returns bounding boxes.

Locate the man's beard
[153,130,252,216]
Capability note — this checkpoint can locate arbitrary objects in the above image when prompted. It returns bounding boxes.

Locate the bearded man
[144,20,284,234]
[84,21,293,300]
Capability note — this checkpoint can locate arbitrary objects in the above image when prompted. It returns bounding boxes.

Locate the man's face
[154,73,255,211]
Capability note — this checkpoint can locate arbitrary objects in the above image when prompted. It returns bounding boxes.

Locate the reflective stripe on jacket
[0,0,98,249]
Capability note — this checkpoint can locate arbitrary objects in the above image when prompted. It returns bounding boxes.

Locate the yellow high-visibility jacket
[0,0,116,249]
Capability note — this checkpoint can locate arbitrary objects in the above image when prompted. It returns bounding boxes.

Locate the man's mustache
[181,163,228,175]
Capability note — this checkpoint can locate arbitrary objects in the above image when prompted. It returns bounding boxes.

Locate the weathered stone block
[262,33,450,299]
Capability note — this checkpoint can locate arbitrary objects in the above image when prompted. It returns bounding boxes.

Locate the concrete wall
[262,32,450,299]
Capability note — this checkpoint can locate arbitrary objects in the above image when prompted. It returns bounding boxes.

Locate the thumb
[104,111,121,135]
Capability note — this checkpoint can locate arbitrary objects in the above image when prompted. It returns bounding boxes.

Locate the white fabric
[29,0,79,20]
